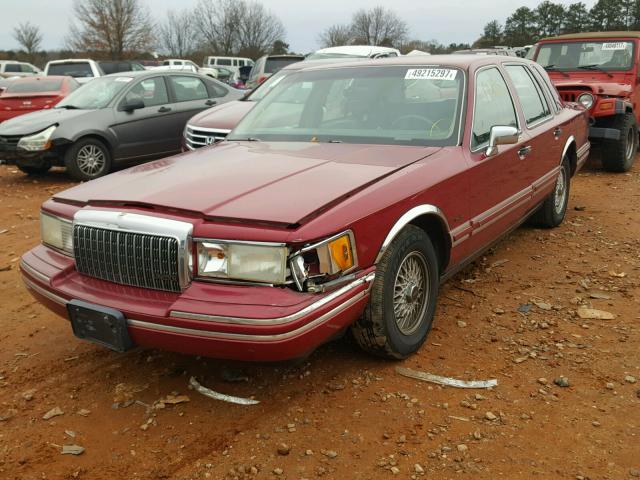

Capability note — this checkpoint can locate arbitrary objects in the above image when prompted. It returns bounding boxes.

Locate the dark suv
[530,32,640,171]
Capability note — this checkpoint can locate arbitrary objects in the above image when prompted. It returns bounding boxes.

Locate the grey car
[0,70,243,180]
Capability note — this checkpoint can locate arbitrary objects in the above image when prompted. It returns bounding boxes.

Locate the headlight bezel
[17,125,57,152]
[577,93,595,110]
[40,211,73,256]
[194,238,288,285]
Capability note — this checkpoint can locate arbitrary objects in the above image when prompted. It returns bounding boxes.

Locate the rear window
[264,57,303,74]
[48,62,94,78]
[6,79,63,93]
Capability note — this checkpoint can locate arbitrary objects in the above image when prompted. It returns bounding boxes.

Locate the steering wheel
[391,114,433,130]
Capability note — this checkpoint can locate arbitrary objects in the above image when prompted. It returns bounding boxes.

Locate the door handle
[205,99,217,106]
[517,146,532,159]
[158,106,172,113]
[553,127,562,139]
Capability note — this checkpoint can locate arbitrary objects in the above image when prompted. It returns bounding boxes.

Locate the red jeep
[530,32,639,172]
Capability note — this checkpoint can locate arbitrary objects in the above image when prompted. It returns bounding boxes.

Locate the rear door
[165,75,228,139]
[110,76,178,160]
[503,63,560,203]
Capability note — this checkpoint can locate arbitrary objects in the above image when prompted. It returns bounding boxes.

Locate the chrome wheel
[393,251,429,336]
[625,127,636,161]
[76,144,106,177]
[553,166,568,215]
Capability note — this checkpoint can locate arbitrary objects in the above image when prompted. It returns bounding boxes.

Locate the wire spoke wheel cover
[76,144,106,176]
[553,166,568,215]
[393,251,429,336]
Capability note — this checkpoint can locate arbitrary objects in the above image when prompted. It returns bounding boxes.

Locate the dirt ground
[1,158,639,480]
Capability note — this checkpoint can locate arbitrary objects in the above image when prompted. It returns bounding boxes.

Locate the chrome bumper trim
[129,285,369,342]
[20,260,51,285]
[23,276,67,306]
[169,272,375,326]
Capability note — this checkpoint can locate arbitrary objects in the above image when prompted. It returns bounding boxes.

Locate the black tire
[601,112,637,172]
[351,225,439,359]
[531,156,570,228]
[64,138,111,181]
[17,163,51,176]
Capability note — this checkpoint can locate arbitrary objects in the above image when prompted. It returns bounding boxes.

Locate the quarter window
[5,64,20,72]
[472,68,518,150]
[169,76,208,102]
[505,65,551,126]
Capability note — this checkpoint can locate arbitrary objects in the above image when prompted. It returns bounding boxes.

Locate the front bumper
[20,245,375,361]
[0,142,60,166]
[589,126,621,141]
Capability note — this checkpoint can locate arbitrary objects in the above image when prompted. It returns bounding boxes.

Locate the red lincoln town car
[21,56,590,361]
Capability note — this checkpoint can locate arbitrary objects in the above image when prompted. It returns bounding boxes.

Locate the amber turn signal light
[328,235,354,271]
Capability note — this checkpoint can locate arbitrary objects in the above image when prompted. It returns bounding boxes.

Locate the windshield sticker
[115,77,133,82]
[405,68,457,81]
[602,42,628,51]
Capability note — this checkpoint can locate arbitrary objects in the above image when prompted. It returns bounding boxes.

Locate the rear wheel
[351,225,439,359]
[64,138,111,181]
[601,112,637,172]
[531,156,570,228]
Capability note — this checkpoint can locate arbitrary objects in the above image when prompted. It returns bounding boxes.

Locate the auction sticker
[602,42,628,50]
[405,68,457,80]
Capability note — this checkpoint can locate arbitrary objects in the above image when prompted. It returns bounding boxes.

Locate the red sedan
[0,76,78,122]
[21,56,589,361]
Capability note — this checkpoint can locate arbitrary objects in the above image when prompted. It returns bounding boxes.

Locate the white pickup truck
[156,59,220,79]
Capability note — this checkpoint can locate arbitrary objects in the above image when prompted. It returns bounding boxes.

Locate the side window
[208,81,228,98]
[529,66,559,113]
[5,64,20,72]
[531,63,563,111]
[123,77,169,107]
[505,65,551,126]
[217,58,232,66]
[169,76,208,102]
[21,64,34,73]
[472,67,518,150]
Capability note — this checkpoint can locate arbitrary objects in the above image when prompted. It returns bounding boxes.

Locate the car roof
[291,54,533,72]
[103,70,206,79]
[47,59,95,64]
[541,31,640,41]
[313,45,400,56]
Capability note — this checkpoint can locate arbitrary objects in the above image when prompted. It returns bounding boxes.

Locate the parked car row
[18,53,594,363]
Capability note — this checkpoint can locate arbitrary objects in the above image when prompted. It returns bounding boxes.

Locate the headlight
[17,125,56,151]
[40,212,73,254]
[289,231,357,290]
[196,241,287,284]
[577,93,594,110]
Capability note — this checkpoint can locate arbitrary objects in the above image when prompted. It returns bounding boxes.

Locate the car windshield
[6,79,63,93]
[264,58,303,74]
[246,71,288,101]
[56,76,132,109]
[229,65,464,146]
[48,62,94,77]
[536,41,634,71]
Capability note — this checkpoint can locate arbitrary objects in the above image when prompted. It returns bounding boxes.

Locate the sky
[1,0,599,53]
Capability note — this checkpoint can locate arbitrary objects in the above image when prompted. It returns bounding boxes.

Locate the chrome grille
[185,125,230,149]
[73,225,181,292]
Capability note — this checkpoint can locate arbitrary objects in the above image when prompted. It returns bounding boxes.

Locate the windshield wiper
[231,137,261,142]
[578,64,614,78]
[56,105,80,109]
[543,65,570,77]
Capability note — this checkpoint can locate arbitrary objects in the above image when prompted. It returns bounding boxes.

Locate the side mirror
[486,125,519,157]
[121,98,145,112]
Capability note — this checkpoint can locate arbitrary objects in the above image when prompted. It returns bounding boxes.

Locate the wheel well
[564,141,577,176]
[73,134,113,157]
[409,214,451,274]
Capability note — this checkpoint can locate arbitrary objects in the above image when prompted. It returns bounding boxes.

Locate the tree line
[477,0,640,48]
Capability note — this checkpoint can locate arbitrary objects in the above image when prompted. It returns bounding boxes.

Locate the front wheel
[601,112,637,172]
[531,156,570,228]
[351,225,439,359]
[64,138,111,181]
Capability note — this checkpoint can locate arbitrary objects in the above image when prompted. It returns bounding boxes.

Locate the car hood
[187,100,255,131]
[0,108,95,135]
[55,142,440,226]
[552,77,633,97]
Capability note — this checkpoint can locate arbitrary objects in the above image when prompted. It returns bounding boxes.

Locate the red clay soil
[0,160,639,480]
